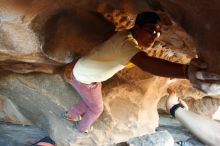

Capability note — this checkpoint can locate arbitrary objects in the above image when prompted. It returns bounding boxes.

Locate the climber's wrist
[170,103,184,118]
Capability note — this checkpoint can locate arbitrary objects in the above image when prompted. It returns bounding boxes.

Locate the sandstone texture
[147,0,220,74]
[127,130,174,146]
[0,123,48,146]
[0,72,174,145]
[0,0,220,145]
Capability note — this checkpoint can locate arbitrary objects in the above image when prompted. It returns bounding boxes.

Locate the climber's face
[134,23,161,48]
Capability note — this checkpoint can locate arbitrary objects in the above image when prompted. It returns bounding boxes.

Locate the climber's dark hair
[135,12,160,27]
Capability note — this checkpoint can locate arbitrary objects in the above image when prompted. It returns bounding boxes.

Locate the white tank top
[73,31,140,84]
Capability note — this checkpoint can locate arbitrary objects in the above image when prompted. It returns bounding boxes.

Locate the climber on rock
[63,11,220,133]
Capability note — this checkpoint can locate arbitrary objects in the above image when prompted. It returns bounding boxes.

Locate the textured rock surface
[147,0,220,74]
[159,96,220,119]
[0,0,220,145]
[157,79,220,119]
[0,0,197,73]
[0,72,168,145]
[127,130,174,146]
[0,123,48,146]
[1,0,220,73]
[0,95,32,125]
[0,72,86,146]
[1,71,213,146]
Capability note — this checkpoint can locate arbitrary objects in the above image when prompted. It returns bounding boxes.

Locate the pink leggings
[67,73,103,132]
